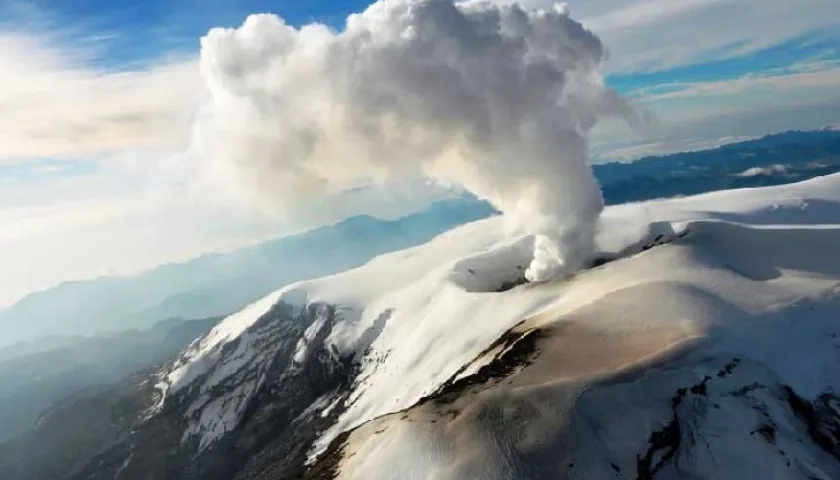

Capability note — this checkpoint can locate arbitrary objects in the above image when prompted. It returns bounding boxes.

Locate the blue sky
[608,32,840,94]
[0,0,838,306]
[2,0,837,156]
[0,0,365,67]
[5,0,838,91]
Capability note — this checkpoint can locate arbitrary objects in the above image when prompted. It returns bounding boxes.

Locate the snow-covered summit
[126,175,840,479]
[151,176,840,468]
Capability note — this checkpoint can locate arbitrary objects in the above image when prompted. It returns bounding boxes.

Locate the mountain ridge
[3,174,838,479]
[0,198,495,348]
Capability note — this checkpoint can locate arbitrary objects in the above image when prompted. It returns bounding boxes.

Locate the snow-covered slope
[147,174,840,479]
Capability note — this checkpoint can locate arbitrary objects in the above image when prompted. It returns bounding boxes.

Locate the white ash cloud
[193,0,632,280]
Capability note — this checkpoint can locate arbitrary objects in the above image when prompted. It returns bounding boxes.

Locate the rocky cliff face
[81,300,364,480]
[0,300,361,480]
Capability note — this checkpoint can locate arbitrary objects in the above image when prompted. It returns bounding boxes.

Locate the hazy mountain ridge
[595,128,840,203]
[0,317,219,442]
[0,198,495,349]
[2,129,838,350]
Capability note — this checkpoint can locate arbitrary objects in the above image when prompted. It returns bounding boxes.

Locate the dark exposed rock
[418,324,543,406]
[730,382,764,397]
[495,277,529,292]
[634,356,840,480]
[690,376,712,396]
[636,360,739,480]
[717,358,741,378]
[784,386,840,460]
[635,415,680,480]
[300,430,353,480]
[297,319,547,478]
[1,300,364,480]
[752,424,777,444]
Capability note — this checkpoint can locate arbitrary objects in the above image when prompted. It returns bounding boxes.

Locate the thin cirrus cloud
[569,0,840,73]
[635,64,840,103]
[599,59,840,157]
[566,0,840,159]
[0,32,200,164]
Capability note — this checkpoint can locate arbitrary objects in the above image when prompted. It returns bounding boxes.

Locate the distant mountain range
[0,199,495,349]
[0,317,219,442]
[1,128,838,351]
[595,128,840,204]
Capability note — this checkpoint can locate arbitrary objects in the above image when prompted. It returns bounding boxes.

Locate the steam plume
[194,0,631,280]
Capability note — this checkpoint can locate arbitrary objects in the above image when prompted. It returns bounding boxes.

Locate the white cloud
[596,0,839,73]
[737,165,787,177]
[0,32,201,163]
[581,0,724,32]
[633,64,840,102]
[0,153,289,308]
[194,1,636,280]
[590,69,840,161]
[505,0,840,73]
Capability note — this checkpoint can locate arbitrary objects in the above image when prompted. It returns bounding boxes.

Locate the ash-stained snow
[329,176,840,479]
[153,174,840,470]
